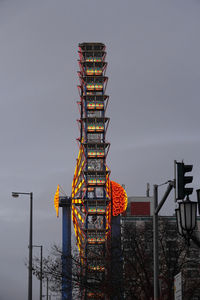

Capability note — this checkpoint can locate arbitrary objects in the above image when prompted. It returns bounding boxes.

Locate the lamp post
[12,192,33,300]
[33,245,43,300]
[153,181,174,300]
[46,277,49,300]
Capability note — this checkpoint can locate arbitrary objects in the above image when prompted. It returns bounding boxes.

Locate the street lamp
[175,197,197,245]
[12,192,33,300]
[179,198,197,233]
[33,245,43,300]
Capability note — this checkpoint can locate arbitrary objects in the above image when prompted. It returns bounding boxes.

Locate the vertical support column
[46,277,49,300]
[40,246,43,300]
[62,197,72,300]
[111,214,123,300]
[29,192,33,300]
[153,185,159,300]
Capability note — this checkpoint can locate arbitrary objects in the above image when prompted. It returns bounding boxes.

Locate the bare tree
[122,218,200,300]
[32,219,200,299]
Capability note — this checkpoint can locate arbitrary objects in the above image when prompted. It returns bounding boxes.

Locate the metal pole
[28,192,33,300]
[61,197,72,300]
[153,185,159,300]
[40,246,43,300]
[46,278,49,300]
[155,182,174,215]
[174,160,177,202]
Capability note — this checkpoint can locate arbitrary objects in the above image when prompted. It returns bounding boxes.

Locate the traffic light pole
[153,181,174,300]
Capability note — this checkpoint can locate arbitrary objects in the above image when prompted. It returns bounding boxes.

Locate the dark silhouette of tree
[32,219,200,300]
[122,218,200,300]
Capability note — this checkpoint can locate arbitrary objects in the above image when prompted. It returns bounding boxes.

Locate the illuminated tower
[55,43,127,300]
[72,42,110,299]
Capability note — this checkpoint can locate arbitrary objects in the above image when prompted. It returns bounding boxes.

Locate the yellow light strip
[72,198,82,204]
[73,206,84,223]
[73,179,85,198]
[73,160,85,189]
[54,185,59,218]
[72,214,84,239]
[72,144,84,193]
[72,210,85,254]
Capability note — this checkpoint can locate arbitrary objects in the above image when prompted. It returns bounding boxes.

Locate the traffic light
[177,162,193,200]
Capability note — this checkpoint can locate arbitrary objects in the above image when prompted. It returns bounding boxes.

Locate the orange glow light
[111,181,127,216]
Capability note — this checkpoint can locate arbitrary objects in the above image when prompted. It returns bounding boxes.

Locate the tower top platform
[79,42,105,51]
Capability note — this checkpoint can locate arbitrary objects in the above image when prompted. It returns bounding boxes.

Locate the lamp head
[179,200,197,232]
[196,189,200,214]
[12,192,19,198]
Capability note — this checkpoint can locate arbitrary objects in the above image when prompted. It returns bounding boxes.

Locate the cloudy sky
[0,0,200,299]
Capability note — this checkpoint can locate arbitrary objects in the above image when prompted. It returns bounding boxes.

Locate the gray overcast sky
[0,0,200,299]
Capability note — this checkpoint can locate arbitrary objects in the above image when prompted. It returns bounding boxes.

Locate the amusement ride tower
[55,43,127,300]
[72,42,110,299]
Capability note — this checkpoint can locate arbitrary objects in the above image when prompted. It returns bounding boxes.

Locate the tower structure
[72,42,110,299]
[54,43,128,300]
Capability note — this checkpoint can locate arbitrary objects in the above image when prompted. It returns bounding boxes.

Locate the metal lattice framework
[53,42,128,299]
[72,43,111,299]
